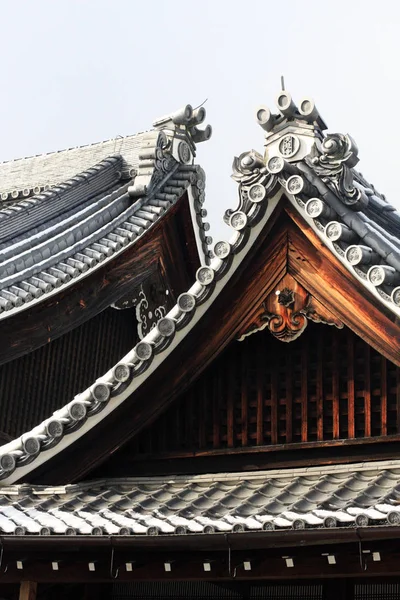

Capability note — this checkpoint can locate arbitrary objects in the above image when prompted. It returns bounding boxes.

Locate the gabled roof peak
[228,90,400,316]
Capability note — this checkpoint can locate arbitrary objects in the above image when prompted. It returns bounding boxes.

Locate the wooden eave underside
[28,199,400,484]
[1,529,400,582]
[0,194,199,368]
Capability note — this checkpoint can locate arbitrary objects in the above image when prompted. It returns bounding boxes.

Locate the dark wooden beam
[111,437,400,477]
[0,532,400,583]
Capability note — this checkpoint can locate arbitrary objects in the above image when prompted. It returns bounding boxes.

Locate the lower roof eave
[2,526,400,551]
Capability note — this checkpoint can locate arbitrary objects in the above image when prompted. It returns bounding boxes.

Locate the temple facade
[0,92,400,599]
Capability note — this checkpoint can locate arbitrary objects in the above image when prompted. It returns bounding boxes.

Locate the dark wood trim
[1,530,400,583]
[101,437,400,478]
[126,432,400,461]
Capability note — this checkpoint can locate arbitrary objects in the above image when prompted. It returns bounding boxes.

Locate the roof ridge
[0,131,147,169]
[6,458,399,494]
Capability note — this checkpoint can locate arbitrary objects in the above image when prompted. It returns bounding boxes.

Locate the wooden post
[19,581,37,600]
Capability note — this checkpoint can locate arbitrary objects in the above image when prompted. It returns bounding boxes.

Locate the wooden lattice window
[132,323,400,458]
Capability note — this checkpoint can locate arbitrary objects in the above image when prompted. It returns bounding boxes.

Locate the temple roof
[0,133,143,199]
[0,460,400,535]
[0,105,211,321]
[1,91,400,485]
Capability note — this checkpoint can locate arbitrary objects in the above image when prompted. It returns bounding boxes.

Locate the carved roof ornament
[238,275,344,343]
[112,267,175,340]
[305,134,362,207]
[227,90,364,237]
[226,90,400,319]
[253,92,362,209]
[256,92,327,163]
[225,150,278,226]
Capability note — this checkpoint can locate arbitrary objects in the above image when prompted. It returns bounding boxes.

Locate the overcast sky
[0,0,397,239]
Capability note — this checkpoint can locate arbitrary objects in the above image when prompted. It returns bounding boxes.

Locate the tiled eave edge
[0,106,213,321]
[2,460,400,536]
[0,184,284,484]
[281,164,400,320]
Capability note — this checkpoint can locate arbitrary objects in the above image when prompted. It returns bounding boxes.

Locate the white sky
[0,0,397,239]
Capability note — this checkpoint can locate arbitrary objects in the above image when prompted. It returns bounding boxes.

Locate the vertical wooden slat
[213,372,221,448]
[185,388,193,449]
[397,366,400,434]
[241,346,248,446]
[347,330,355,439]
[364,344,371,438]
[227,357,234,448]
[381,356,387,436]
[316,332,324,441]
[301,335,308,442]
[271,366,278,445]
[286,352,293,443]
[175,402,181,451]
[198,383,206,448]
[19,582,37,600]
[256,345,264,445]
[159,401,168,452]
[332,330,340,439]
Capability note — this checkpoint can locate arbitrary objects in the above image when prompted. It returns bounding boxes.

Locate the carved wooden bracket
[112,264,175,339]
[238,273,343,343]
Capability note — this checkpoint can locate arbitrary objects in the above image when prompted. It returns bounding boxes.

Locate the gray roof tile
[4,461,400,534]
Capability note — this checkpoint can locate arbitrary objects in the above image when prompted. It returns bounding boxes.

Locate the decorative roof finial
[281,75,285,91]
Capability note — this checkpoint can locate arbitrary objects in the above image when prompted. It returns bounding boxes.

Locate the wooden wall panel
[128,322,400,462]
[0,307,137,438]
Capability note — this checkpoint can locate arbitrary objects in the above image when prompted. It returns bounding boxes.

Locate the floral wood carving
[238,274,343,343]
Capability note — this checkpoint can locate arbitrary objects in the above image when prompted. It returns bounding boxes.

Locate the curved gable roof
[0,105,212,323]
[1,91,400,485]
